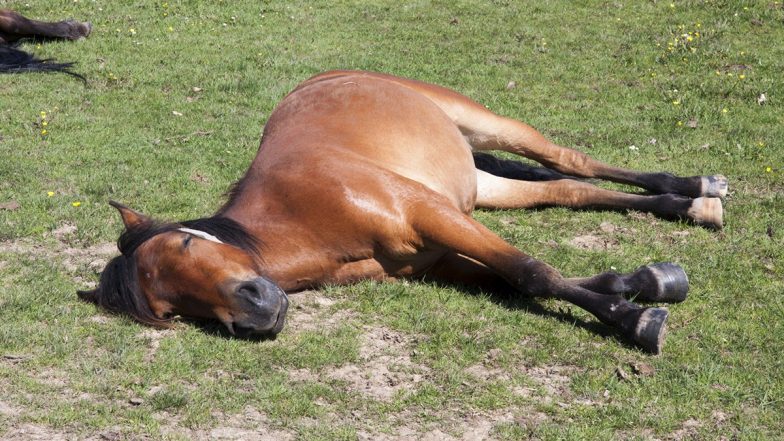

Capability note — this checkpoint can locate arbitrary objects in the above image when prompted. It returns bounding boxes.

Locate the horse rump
[0,44,85,81]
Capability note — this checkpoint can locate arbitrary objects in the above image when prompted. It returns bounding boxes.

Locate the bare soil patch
[162,406,294,441]
[327,326,429,400]
[288,325,429,401]
[284,290,354,333]
[1,424,75,441]
[0,222,116,287]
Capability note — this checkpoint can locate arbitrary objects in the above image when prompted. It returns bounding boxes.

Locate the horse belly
[265,74,478,213]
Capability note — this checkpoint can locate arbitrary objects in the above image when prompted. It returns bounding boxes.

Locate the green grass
[1,0,783,439]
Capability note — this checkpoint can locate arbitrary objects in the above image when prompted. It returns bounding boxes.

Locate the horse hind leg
[457,105,727,199]
[475,170,723,229]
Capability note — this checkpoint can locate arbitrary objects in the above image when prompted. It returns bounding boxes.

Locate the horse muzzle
[228,277,289,337]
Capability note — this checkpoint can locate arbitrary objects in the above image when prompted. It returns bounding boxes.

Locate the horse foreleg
[428,253,689,303]
[410,199,669,353]
[475,170,723,229]
[0,10,91,43]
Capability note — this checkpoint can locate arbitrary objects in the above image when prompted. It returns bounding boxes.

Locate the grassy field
[1,0,782,439]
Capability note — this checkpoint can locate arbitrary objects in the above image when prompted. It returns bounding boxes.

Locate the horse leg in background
[410,198,669,353]
[372,73,727,198]
[474,169,723,228]
[0,10,90,80]
[459,106,727,199]
[0,10,91,43]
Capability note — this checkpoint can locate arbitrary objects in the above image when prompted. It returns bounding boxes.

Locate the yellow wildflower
[41,129,48,135]
[765,167,772,173]
[40,111,47,118]
[72,201,81,207]
[42,121,48,127]
[721,108,729,114]
[47,191,55,197]
[739,74,746,80]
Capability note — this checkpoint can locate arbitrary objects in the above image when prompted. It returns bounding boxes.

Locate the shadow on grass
[179,317,279,342]
[436,280,644,352]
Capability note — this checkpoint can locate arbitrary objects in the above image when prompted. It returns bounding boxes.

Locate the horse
[78,71,727,354]
[0,9,91,79]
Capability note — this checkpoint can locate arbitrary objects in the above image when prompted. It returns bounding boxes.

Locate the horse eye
[182,234,193,248]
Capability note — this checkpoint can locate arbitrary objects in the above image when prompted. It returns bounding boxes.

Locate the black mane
[116,216,262,258]
[78,253,169,327]
[79,215,261,324]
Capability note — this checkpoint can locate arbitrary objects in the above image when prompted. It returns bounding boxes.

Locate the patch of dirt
[284,290,354,333]
[0,224,116,285]
[568,221,642,251]
[666,418,702,440]
[361,408,531,440]
[136,329,177,363]
[1,424,75,441]
[166,406,294,441]
[328,326,429,400]
[0,400,20,417]
[287,325,429,401]
[464,357,580,404]
[568,234,617,251]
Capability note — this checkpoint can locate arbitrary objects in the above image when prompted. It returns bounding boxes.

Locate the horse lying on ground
[0,9,91,79]
[79,71,727,354]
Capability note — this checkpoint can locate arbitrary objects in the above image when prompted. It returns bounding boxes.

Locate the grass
[1,0,782,439]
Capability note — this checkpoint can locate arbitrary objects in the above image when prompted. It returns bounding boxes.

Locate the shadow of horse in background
[78,71,728,354]
[0,9,91,80]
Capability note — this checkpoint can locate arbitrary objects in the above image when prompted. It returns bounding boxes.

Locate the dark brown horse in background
[0,9,91,79]
[79,71,727,354]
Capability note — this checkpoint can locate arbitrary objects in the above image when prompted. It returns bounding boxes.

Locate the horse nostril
[238,282,261,299]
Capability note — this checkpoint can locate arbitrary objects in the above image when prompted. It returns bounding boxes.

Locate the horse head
[78,201,288,337]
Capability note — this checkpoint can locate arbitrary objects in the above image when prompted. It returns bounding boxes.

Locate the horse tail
[0,44,86,82]
[472,152,576,182]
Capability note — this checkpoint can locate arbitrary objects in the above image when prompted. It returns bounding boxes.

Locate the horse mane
[78,215,262,324]
[78,254,171,327]
[0,43,85,81]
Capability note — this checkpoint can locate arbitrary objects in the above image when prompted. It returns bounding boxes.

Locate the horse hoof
[687,197,723,229]
[701,175,728,199]
[633,308,668,354]
[635,263,689,302]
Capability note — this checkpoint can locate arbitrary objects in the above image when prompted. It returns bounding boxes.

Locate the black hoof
[633,308,668,354]
[635,263,689,303]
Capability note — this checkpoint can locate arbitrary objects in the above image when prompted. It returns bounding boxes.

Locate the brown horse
[79,71,727,354]
[0,9,91,78]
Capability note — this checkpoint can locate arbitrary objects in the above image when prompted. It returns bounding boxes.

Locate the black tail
[472,152,576,181]
[0,44,85,82]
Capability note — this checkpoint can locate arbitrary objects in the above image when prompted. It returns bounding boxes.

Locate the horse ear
[77,289,98,304]
[109,200,150,229]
